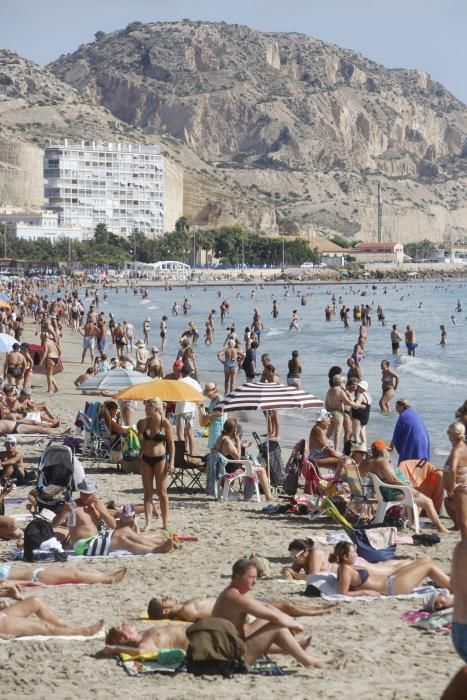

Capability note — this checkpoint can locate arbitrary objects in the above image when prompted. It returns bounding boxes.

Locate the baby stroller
[34,445,85,513]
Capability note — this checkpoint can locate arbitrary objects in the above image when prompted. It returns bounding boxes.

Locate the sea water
[88,280,467,459]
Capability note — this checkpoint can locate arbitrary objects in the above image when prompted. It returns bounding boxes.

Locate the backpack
[186,618,247,677]
[23,517,54,562]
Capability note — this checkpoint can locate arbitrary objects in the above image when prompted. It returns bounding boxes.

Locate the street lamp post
[281,237,285,272]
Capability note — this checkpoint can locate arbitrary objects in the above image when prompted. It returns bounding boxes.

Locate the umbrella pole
[266,410,270,485]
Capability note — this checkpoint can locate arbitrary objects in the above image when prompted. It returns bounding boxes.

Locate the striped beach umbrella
[216,381,324,412]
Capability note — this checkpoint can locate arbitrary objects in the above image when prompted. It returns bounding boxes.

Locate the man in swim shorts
[405,325,417,357]
[390,324,403,355]
[147,594,336,622]
[452,540,467,663]
[59,480,173,556]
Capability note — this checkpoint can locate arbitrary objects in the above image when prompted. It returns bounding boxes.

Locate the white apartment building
[10,211,83,242]
[44,141,165,239]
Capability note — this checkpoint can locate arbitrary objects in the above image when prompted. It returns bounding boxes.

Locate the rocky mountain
[47,20,467,243]
[0,48,273,232]
[3,20,467,242]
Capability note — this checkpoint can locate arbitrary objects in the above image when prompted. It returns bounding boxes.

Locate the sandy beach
[0,317,462,700]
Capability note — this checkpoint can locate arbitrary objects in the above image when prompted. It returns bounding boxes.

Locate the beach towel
[399,459,444,513]
[0,628,105,643]
[119,648,186,676]
[305,572,442,602]
[392,407,430,464]
[119,649,290,677]
[401,608,453,635]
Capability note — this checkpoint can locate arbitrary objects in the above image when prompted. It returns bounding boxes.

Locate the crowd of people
[0,275,465,695]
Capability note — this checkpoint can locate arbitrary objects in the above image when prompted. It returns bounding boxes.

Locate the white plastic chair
[220,459,261,502]
[370,473,420,533]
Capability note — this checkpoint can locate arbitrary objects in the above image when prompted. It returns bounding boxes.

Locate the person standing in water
[289,310,301,332]
[379,360,400,413]
[405,325,417,357]
[271,299,279,319]
[440,325,448,346]
[391,324,403,355]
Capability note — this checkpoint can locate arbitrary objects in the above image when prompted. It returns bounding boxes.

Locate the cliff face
[0,48,273,232]
[4,18,467,242]
[47,20,467,242]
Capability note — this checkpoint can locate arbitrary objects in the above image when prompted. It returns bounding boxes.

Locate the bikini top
[350,567,369,590]
[143,429,165,443]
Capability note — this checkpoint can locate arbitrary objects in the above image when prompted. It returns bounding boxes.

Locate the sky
[2,0,467,103]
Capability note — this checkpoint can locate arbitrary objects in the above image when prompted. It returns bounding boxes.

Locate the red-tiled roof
[354,242,399,252]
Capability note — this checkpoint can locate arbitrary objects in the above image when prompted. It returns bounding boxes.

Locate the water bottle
[67,500,77,527]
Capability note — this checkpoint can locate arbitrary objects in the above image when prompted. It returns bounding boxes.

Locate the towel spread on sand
[401,608,453,634]
[306,573,441,601]
[0,628,105,643]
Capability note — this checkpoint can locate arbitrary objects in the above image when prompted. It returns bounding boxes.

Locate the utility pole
[241,233,245,269]
[377,182,383,243]
[193,227,196,270]
[3,226,6,259]
[281,237,285,272]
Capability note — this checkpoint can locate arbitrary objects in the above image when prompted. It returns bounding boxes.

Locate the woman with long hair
[137,398,174,531]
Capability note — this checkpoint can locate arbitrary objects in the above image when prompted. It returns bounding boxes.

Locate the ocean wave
[399,359,467,387]
[265,328,286,336]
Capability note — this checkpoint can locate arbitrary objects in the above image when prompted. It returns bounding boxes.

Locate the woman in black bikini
[137,398,174,531]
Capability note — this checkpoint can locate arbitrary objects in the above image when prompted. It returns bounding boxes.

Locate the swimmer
[289,309,301,332]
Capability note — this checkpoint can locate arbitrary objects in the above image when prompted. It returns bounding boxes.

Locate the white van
[300,261,315,268]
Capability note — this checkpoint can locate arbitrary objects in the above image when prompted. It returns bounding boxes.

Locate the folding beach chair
[169,440,207,492]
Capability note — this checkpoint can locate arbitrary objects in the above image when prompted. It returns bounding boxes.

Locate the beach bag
[282,440,305,496]
[198,405,211,428]
[122,428,140,459]
[352,527,396,563]
[186,618,247,677]
[23,517,54,562]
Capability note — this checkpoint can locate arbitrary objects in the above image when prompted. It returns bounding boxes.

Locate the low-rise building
[9,211,83,242]
[352,242,404,264]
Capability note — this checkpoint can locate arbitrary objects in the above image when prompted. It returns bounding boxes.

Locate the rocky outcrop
[46,20,467,242]
[0,49,275,233]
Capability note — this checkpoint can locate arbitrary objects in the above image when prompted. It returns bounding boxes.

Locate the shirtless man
[124,320,135,353]
[80,319,97,364]
[61,481,173,556]
[159,316,168,352]
[308,410,342,468]
[147,594,336,622]
[0,438,24,480]
[0,418,66,437]
[361,441,448,533]
[451,540,467,665]
[211,559,329,668]
[405,325,417,357]
[100,621,189,658]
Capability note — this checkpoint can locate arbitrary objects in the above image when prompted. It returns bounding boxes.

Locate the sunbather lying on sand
[0,593,104,639]
[0,562,126,586]
[282,537,414,580]
[100,621,189,658]
[54,481,174,556]
[147,593,337,621]
[331,541,452,596]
